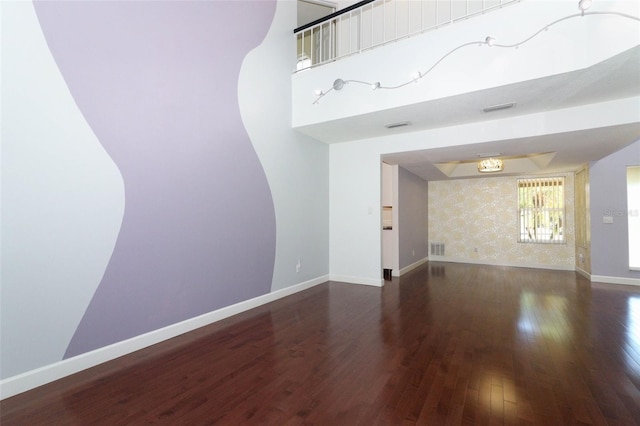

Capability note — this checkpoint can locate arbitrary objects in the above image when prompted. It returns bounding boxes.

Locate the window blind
[518,177,565,244]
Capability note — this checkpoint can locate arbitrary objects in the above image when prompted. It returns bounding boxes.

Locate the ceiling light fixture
[478,158,504,173]
[312,1,640,104]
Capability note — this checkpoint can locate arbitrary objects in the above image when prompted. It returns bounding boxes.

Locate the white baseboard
[0,275,329,400]
[398,257,428,276]
[427,258,640,286]
[329,274,384,287]
[575,266,591,280]
[428,256,575,271]
[591,275,640,287]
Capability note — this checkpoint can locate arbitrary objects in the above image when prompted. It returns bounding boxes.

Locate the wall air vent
[430,242,445,256]
[385,121,410,129]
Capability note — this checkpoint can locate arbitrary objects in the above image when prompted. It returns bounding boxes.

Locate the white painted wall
[1,1,124,379]
[240,0,330,291]
[329,140,384,286]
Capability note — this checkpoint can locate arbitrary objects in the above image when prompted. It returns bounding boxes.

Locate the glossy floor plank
[2,262,640,425]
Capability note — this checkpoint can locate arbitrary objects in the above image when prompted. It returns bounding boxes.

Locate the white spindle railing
[295,0,520,72]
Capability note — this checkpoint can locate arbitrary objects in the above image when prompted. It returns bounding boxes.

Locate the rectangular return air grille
[430,242,445,256]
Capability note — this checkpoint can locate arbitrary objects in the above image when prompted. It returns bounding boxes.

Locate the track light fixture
[578,0,593,14]
[312,1,639,104]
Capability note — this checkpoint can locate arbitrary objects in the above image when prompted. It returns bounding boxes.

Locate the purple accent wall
[398,167,429,270]
[34,0,277,357]
[590,138,640,279]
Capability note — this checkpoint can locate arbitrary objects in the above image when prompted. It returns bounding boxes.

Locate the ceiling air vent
[385,121,411,129]
[482,102,516,113]
[477,152,502,158]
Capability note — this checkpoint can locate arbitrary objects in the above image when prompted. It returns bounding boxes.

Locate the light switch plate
[603,216,614,224]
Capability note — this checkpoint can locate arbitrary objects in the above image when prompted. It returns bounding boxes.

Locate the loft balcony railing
[294,0,520,71]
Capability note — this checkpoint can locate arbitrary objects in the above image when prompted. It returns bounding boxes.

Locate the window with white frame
[518,177,565,244]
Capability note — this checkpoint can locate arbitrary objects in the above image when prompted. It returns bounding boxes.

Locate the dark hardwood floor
[2,262,640,425]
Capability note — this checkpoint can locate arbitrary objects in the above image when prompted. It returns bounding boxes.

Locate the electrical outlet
[412,250,415,256]
[296,259,301,273]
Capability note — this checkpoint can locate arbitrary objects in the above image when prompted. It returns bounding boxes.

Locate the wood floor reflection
[2,262,640,425]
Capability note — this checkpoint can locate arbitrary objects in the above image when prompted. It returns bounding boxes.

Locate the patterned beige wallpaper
[428,174,575,269]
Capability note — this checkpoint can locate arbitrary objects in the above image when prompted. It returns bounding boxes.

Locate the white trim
[428,256,575,271]
[298,0,336,10]
[329,275,384,287]
[0,275,328,400]
[591,275,640,287]
[575,266,591,280]
[397,257,428,276]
